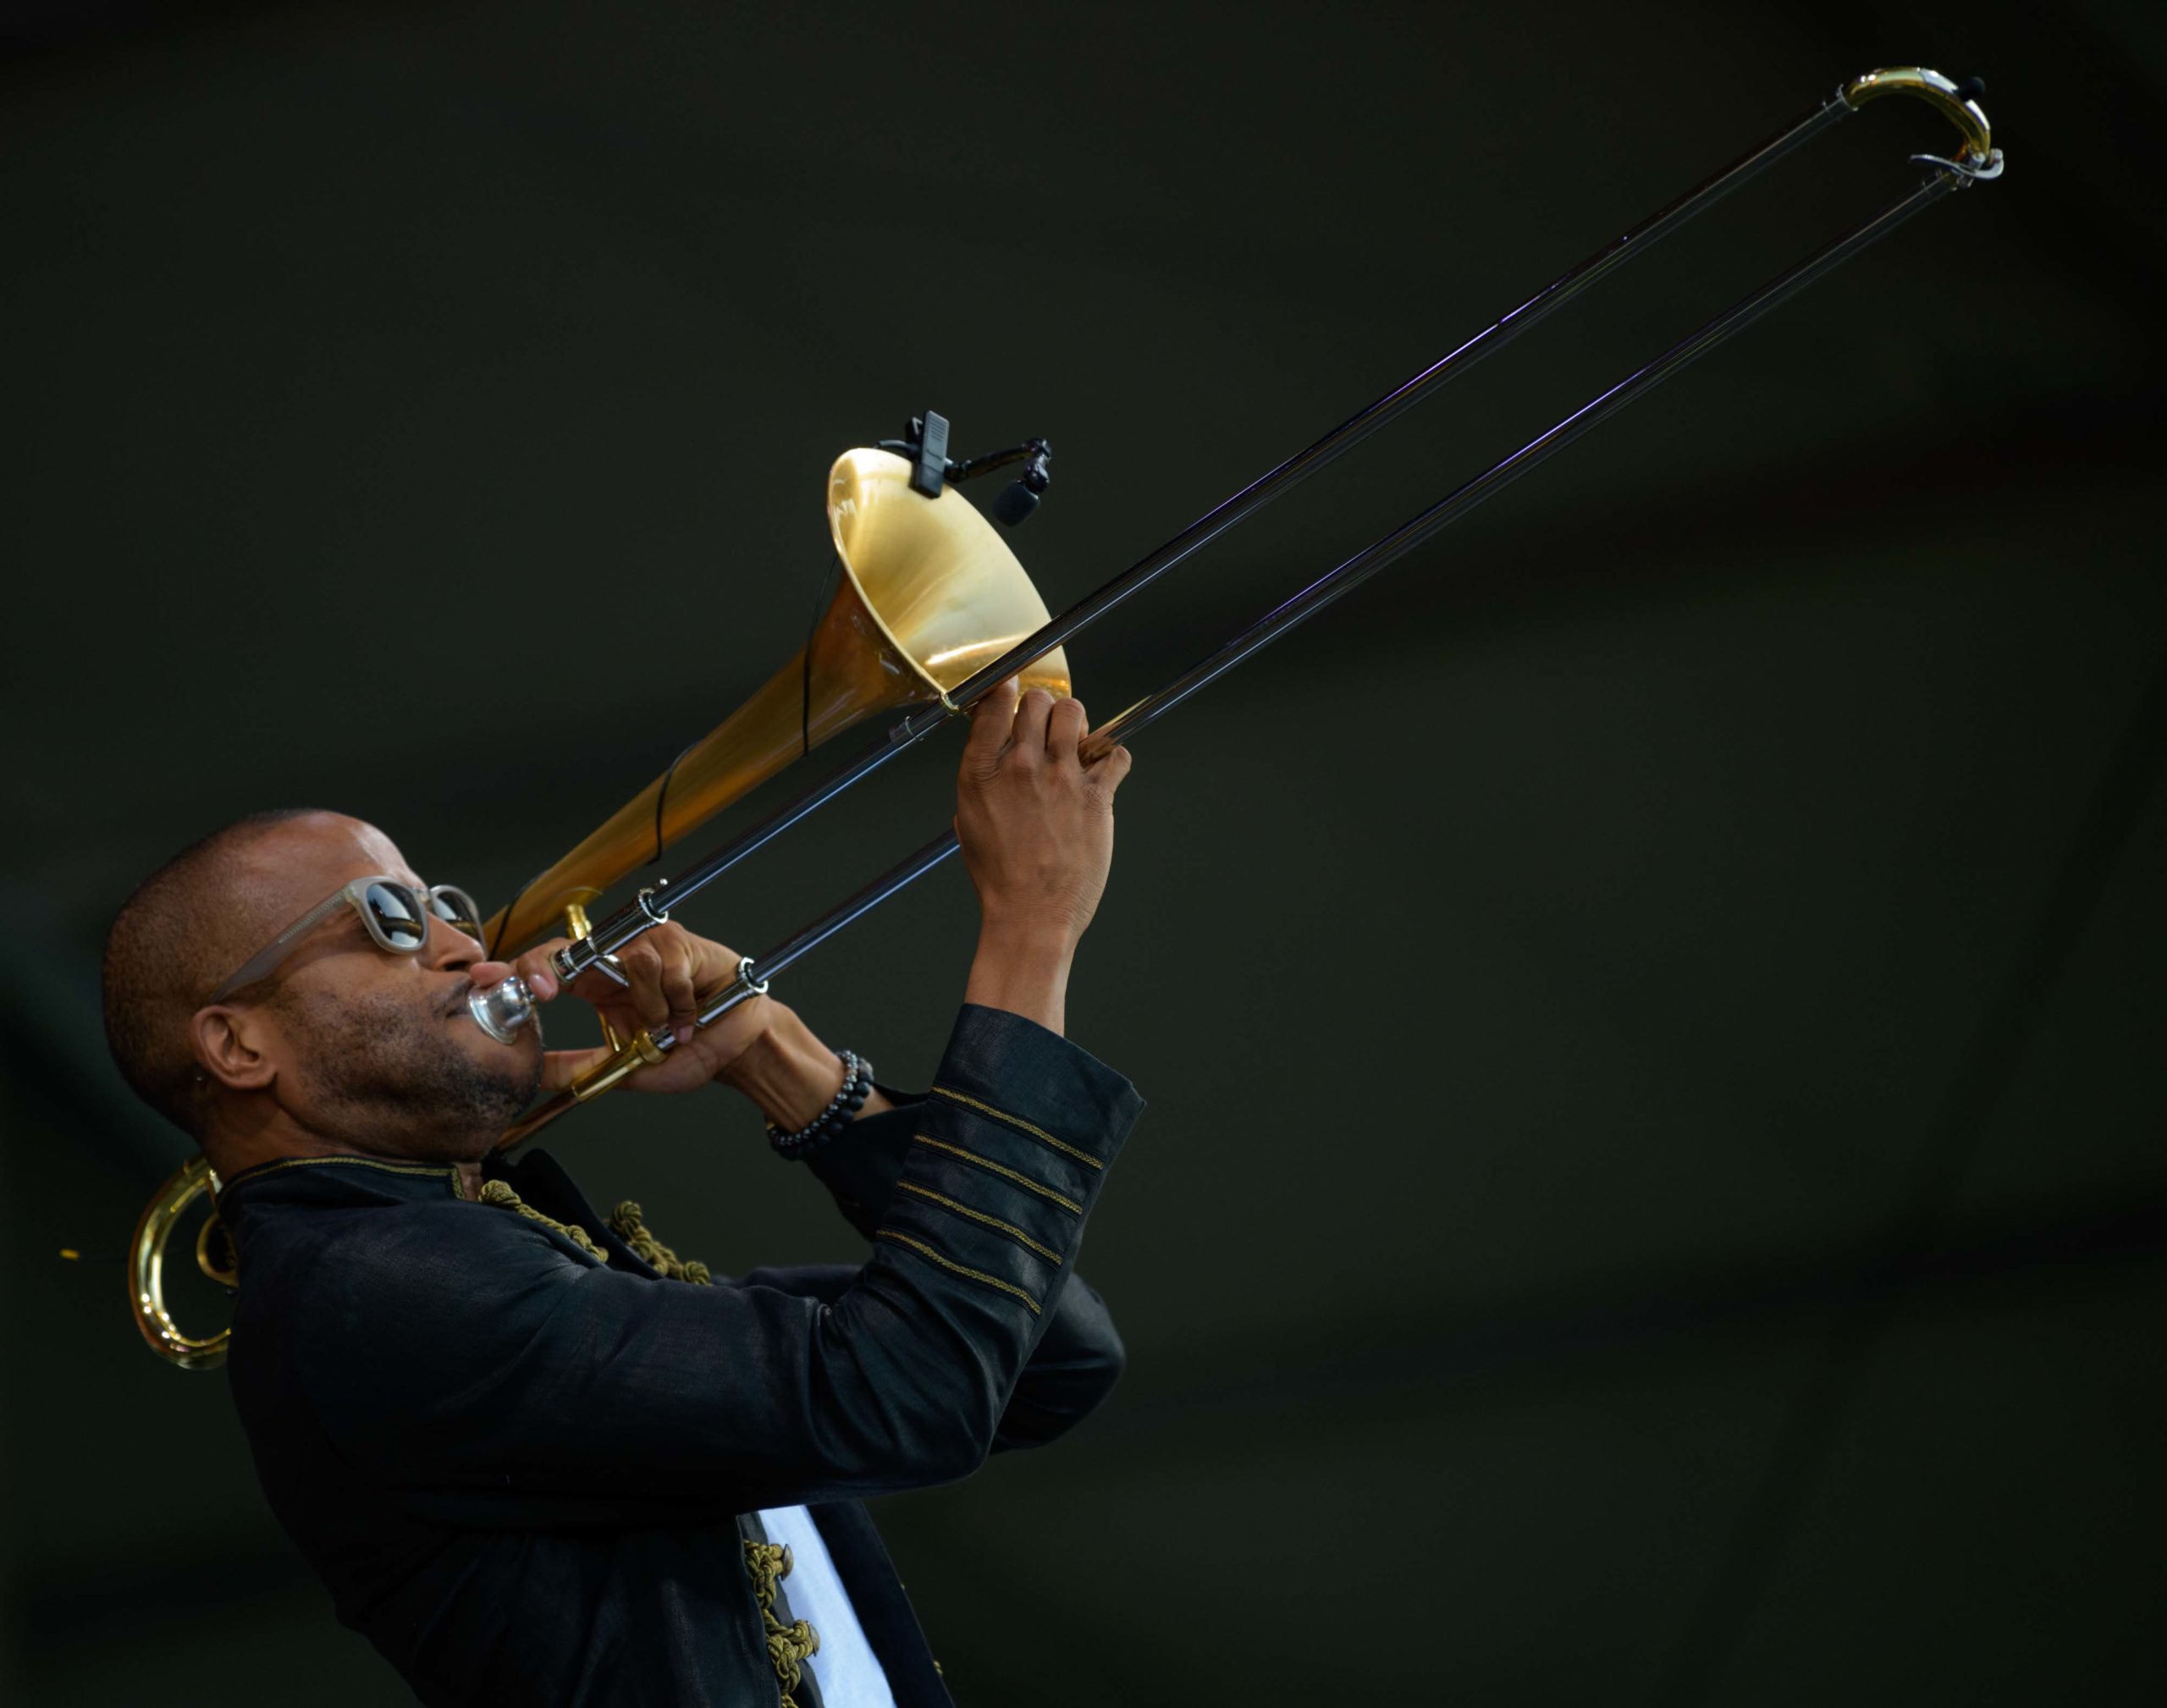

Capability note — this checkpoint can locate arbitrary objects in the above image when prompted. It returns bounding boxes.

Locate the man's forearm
[720,922,1075,1127]
[718,1004,894,1131]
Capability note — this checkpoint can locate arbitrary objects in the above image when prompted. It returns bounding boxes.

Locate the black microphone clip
[878,412,1055,528]
[902,411,950,499]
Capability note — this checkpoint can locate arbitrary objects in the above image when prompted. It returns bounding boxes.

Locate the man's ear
[191,1004,278,1094]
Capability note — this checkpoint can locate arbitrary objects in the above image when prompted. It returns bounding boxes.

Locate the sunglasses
[209,877,488,1003]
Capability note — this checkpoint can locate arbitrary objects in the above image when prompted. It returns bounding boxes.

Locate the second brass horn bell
[481,446,1072,956]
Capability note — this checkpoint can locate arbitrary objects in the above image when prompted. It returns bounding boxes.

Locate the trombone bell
[482,449,1071,954]
[823,446,1075,697]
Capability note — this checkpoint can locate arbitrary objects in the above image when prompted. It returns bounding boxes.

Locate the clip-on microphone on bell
[879,411,1054,527]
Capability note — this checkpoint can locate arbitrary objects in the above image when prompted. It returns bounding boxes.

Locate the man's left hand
[499,923,775,1097]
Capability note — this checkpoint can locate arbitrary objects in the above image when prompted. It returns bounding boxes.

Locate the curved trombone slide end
[1843,66,2003,181]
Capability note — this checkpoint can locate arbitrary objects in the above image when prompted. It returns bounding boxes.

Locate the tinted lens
[428,885,484,940]
[361,882,427,950]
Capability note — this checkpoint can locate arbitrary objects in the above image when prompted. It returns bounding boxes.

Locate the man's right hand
[953,679,1133,1035]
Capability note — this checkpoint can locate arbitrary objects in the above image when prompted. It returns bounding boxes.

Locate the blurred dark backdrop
[3,2,2162,1702]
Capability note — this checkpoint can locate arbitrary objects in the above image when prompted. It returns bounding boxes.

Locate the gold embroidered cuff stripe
[877,1231,1042,1314]
[931,1085,1106,1170]
[896,1181,1063,1264]
[911,1135,1084,1215]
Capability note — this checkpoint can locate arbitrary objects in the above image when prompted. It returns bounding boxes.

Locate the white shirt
[755,1504,898,1707]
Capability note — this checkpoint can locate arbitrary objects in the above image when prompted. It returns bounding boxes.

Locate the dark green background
[3,1,2162,1701]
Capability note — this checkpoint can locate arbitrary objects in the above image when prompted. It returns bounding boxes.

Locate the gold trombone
[131,66,2002,1369]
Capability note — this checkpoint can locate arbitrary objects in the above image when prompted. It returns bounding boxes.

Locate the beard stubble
[284,983,542,1149]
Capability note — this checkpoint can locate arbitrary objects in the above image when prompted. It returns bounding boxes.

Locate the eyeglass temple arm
[204,883,366,1003]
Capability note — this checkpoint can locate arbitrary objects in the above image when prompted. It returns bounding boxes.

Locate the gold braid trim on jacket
[477,1181,609,1264]
[488,1183,791,1678]
[609,1199,712,1284]
[744,1540,820,1706]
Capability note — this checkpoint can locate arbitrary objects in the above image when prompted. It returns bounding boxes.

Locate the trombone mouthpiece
[468,975,537,1044]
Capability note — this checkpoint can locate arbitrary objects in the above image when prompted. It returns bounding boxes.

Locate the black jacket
[217,1003,1144,1706]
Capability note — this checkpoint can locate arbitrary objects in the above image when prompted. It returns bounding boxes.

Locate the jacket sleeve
[300,1004,1141,1527]
[799,1069,1129,1452]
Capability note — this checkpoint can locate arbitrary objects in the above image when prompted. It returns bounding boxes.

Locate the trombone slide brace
[550,886,670,985]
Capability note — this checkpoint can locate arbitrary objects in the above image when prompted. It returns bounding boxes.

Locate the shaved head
[103,811,537,1162]
[102,809,329,1136]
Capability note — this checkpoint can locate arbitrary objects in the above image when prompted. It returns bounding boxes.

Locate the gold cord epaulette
[477,1181,609,1264]
[608,1199,712,1284]
[743,1540,821,1707]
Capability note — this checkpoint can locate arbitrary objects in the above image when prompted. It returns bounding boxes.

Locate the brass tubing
[565,902,627,1053]
[130,1154,229,1369]
[486,653,839,955]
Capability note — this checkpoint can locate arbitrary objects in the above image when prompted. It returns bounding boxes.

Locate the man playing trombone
[100,680,1138,1707]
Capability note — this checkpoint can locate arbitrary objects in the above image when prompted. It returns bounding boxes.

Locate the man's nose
[424,917,485,973]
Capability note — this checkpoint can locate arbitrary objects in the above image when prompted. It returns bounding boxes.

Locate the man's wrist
[973,916,1084,971]
[964,918,1078,1036]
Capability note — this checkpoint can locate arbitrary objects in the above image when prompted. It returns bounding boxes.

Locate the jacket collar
[214,1147,664,1279]
[217,1152,472,1211]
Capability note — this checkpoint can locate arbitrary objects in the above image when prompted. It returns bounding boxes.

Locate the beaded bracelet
[766,1049,874,1161]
